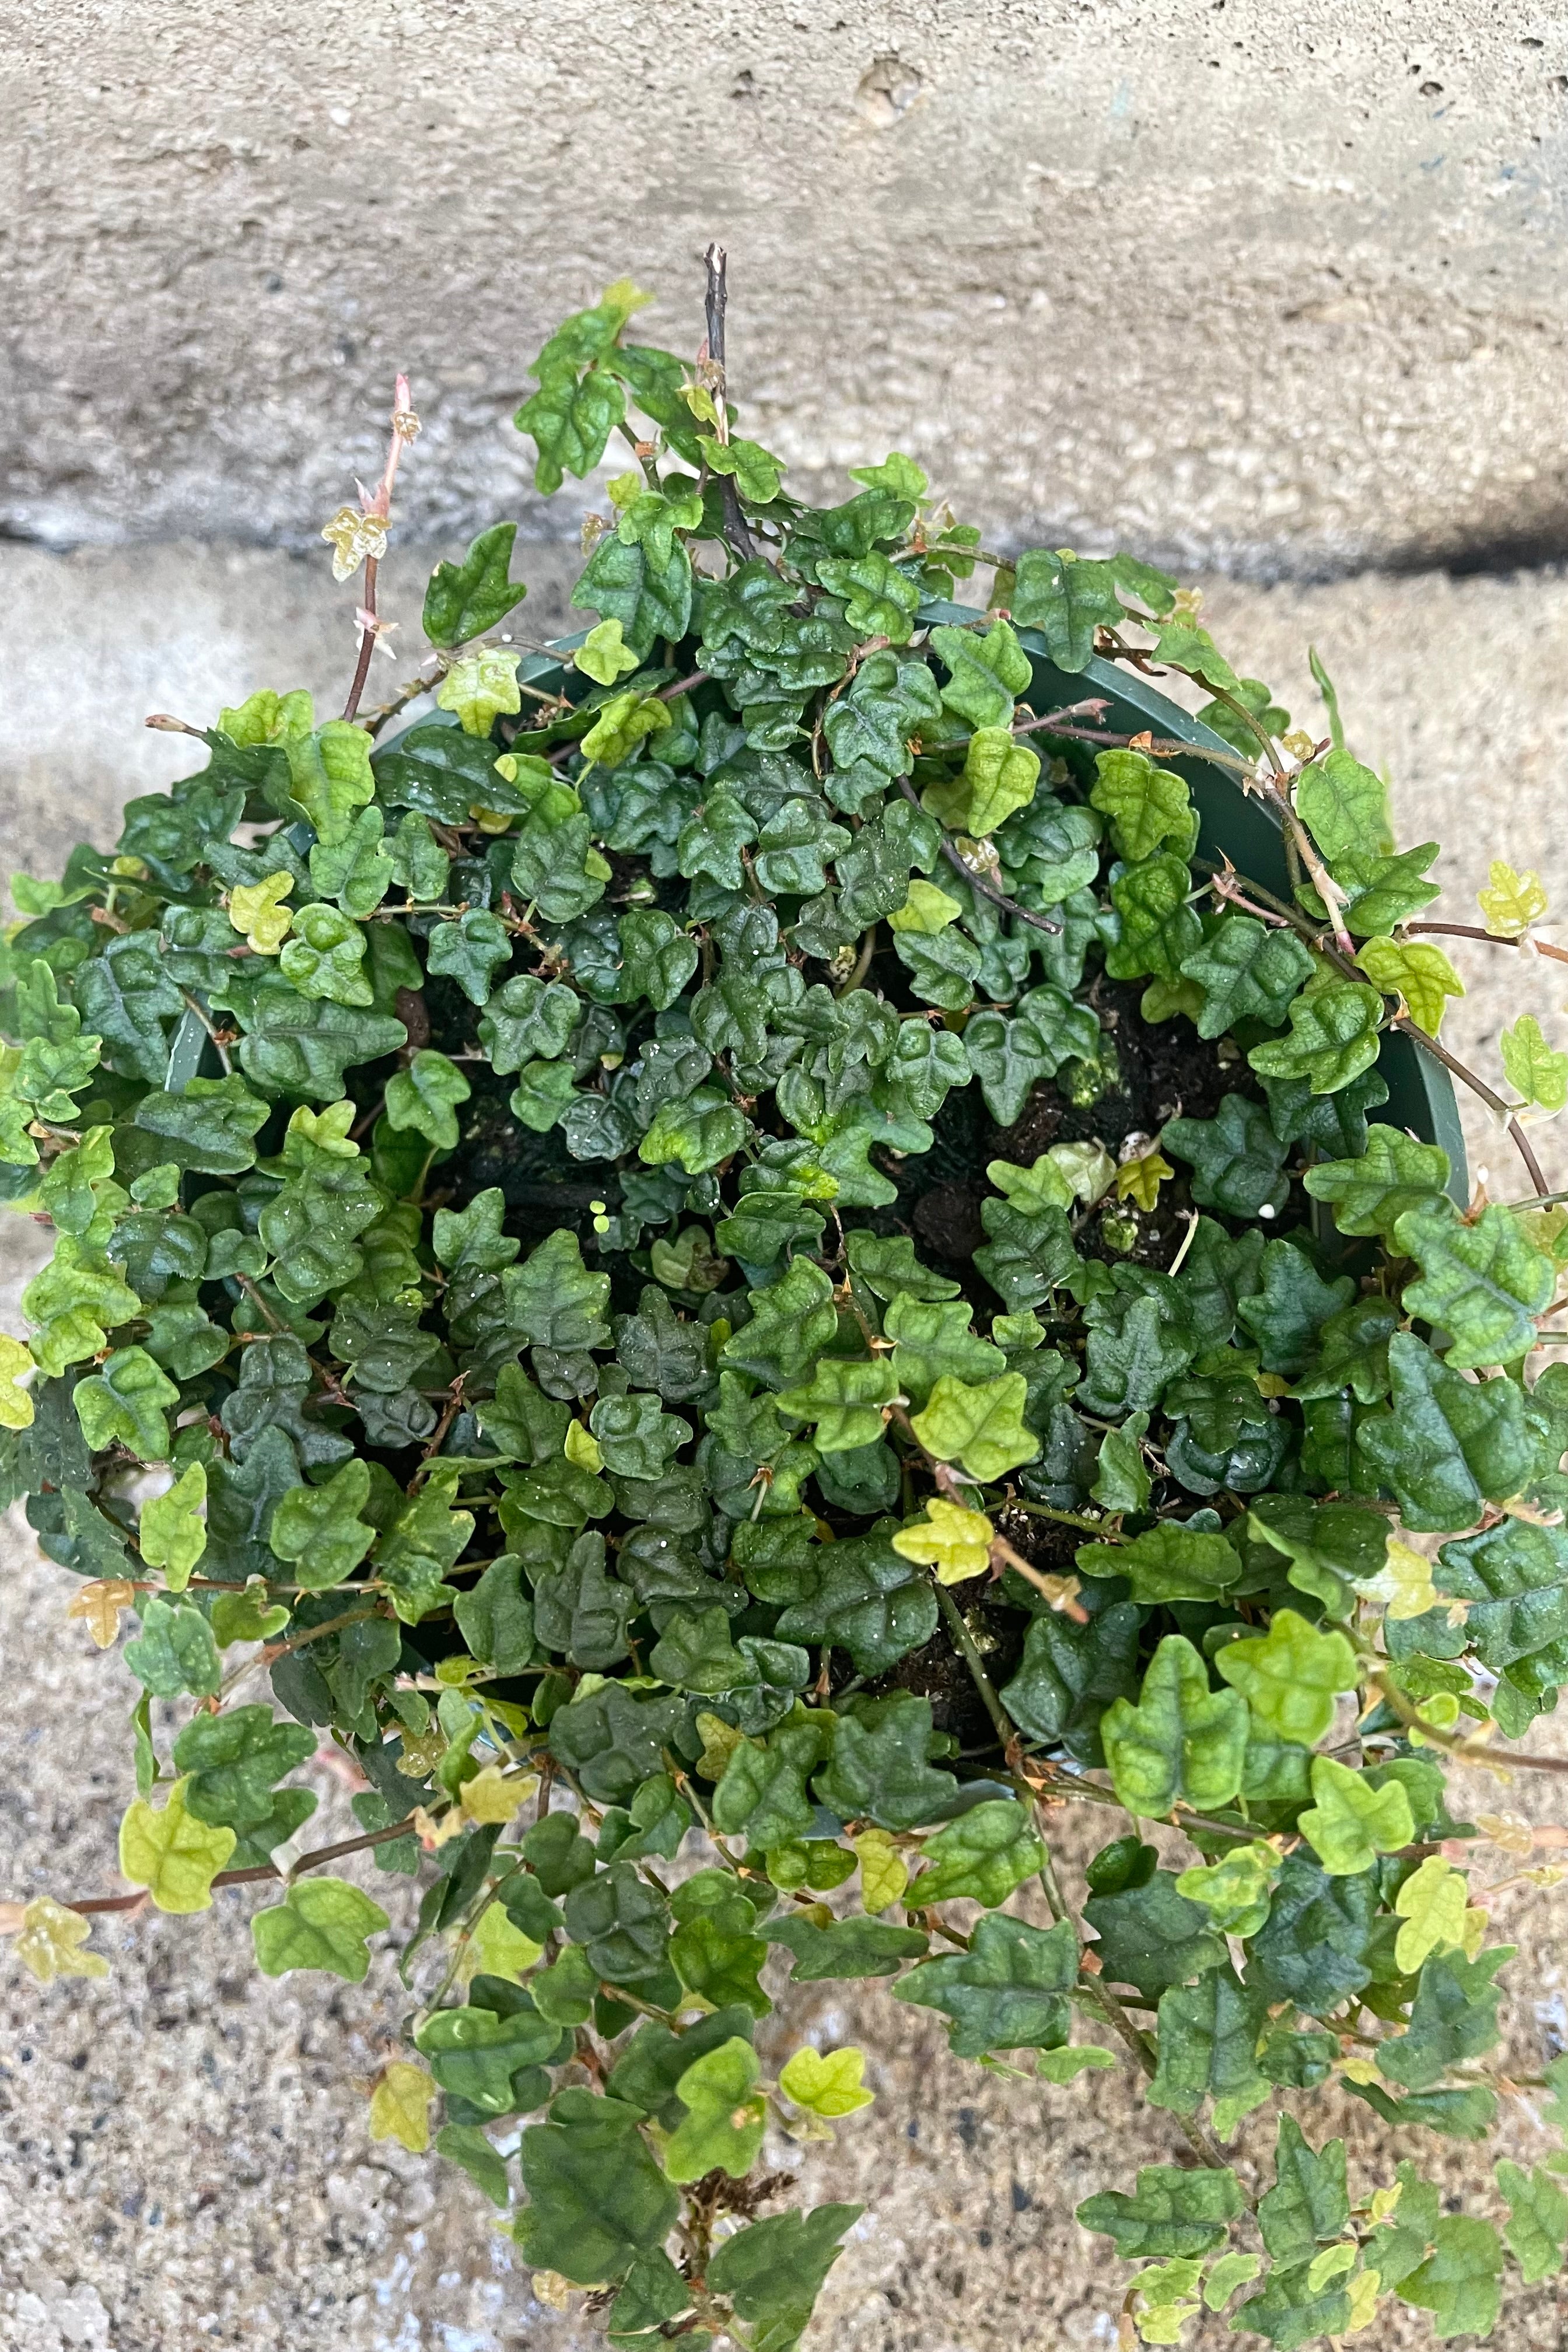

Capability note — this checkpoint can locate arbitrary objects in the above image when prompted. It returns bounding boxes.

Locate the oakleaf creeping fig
[5,250,1568,2350]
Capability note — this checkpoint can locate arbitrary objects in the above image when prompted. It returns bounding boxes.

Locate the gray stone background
[5,4,1568,2347]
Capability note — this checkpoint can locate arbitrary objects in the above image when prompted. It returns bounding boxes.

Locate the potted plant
[5,251,1568,2351]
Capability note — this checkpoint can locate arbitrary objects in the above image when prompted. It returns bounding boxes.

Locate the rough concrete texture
[4,547,1568,2350]
[5,2,1568,575]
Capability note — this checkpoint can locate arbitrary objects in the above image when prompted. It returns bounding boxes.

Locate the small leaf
[1502,1014,1568,1115]
[251,1875,390,1979]
[661,2036,767,2182]
[890,1497,994,1584]
[1496,2158,1568,2284]
[572,617,642,686]
[138,1462,208,1592]
[1298,1756,1415,1876]
[1479,859,1546,937]
[909,1371,1038,1480]
[1247,981,1385,1097]
[0,1334,36,1430]
[422,522,527,648]
[369,2062,435,2154]
[853,1828,909,1914]
[13,1895,110,1983]
[118,1776,237,1913]
[779,2045,876,2118]
[66,1577,138,1648]
[1399,2216,1504,2340]
[1090,750,1194,863]
[1100,1634,1248,1817]
[1214,1610,1356,1746]
[1393,1854,1468,1973]
[910,1798,1046,1908]
[229,870,295,954]
[1356,936,1464,1035]
[1295,748,1392,864]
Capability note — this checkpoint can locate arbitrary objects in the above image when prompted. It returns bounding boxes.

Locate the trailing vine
[6,257,1568,2348]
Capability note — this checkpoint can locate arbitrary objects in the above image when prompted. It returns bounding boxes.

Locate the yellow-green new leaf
[1298,1757,1414,1877]
[463,1899,544,1986]
[1478,860,1547,938]
[1502,1015,1568,1115]
[886,880,963,935]
[926,729,1041,836]
[1394,1855,1469,1973]
[779,2045,875,2118]
[369,2062,436,2153]
[909,1373,1038,1481]
[14,1895,110,1983]
[852,1828,909,1914]
[572,619,640,687]
[118,1776,237,1913]
[436,649,523,736]
[0,1334,35,1430]
[228,872,294,955]
[1213,1609,1356,1747]
[890,1497,995,1584]
[1355,937,1463,1036]
[138,1462,208,1592]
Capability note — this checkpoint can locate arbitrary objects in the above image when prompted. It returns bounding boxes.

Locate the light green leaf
[1356,936,1463,1036]
[138,1462,208,1591]
[251,1875,390,1980]
[1213,1611,1356,1746]
[1298,1756,1415,1875]
[925,727,1041,835]
[572,618,641,687]
[661,2038,768,2183]
[1398,2216,1504,2340]
[1295,747,1392,864]
[1496,2159,1568,2284]
[1100,1634,1248,1817]
[1393,1854,1468,1973]
[1175,1843,1281,1938]
[1090,750,1194,863]
[74,1345,180,1461]
[283,721,376,849]
[890,1497,995,1584]
[118,1776,236,1913]
[1502,1014,1568,1114]
[909,1371,1038,1480]
[779,2045,876,2118]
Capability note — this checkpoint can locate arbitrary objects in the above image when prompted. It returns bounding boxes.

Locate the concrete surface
[4,3,1568,576]
[4,543,1568,2349]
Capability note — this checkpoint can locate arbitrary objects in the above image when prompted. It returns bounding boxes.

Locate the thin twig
[1409,921,1568,970]
[932,1578,1013,1747]
[702,245,759,563]
[343,374,419,722]
[897,779,1062,936]
[63,1811,426,1916]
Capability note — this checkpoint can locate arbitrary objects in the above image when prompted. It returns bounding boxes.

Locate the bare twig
[702,245,759,563]
[342,374,419,722]
[1408,920,1568,965]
